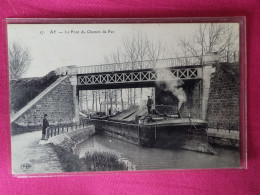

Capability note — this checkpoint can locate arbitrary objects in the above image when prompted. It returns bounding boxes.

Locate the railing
[46,122,89,139]
[146,104,191,120]
[207,122,239,133]
[77,56,202,74]
[73,52,238,75]
[220,51,239,63]
[153,105,180,116]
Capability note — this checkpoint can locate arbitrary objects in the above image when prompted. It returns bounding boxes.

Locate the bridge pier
[201,52,219,120]
[69,75,80,123]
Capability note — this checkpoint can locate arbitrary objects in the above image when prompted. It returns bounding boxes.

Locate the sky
[7,23,238,78]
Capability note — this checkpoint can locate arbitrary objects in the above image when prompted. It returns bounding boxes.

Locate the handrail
[152,104,180,116]
[46,121,89,139]
[76,51,238,75]
[220,50,239,63]
[207,122,240,132]
[77,56,202,74]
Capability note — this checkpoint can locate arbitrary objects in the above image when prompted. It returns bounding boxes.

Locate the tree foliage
[9,42,32,79]
[10,71,59,113]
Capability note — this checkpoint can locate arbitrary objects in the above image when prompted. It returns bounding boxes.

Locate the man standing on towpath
[42,114,49,140]
[147,96,153,114]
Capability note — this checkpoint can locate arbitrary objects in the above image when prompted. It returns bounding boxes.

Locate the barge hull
[90,119,215,154]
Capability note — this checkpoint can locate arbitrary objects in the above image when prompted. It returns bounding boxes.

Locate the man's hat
[44,114,48,117]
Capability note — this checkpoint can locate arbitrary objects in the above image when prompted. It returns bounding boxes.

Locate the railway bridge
[11,52,240,148]
[11,52,220,126]
[58,52,219,123]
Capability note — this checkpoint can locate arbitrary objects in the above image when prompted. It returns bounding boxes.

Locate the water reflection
[75,134,240,170]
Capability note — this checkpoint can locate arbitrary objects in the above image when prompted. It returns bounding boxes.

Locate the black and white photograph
[8,22,241,174]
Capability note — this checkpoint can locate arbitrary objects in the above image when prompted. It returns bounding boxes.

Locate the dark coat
[42,118,49,134]
[147,98,153,107]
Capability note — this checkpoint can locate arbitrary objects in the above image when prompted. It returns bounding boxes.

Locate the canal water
[11,131,240,174]
[75,134,240,170]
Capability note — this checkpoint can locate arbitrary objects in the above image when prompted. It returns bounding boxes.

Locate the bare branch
[177,23,239,62]
[9,42,32,79]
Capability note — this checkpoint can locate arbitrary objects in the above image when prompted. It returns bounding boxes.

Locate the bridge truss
[77,67,202,86]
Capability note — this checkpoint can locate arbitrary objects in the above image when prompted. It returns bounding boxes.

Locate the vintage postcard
[8,20,242,174]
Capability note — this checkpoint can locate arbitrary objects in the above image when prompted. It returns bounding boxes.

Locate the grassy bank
[51,144,129,172]
[51,144,85,172]
[83,151,128,171]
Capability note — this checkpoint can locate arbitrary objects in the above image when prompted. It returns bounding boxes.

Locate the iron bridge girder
[77,67,202,86]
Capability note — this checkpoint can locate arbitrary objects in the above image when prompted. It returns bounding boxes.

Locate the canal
[11,131,240,174]
[75,134,240,170]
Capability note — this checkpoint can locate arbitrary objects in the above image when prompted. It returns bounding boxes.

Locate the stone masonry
[207,62,240,131]
[206,62,240,147]
[15,76,74,126]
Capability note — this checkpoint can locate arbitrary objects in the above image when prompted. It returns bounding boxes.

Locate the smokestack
[177,100,183,118]
[178,100,183,111]
[154,71,187,116]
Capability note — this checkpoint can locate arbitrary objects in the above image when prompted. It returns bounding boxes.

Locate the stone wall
[207,128,239,148]
[44,125,95,152]
[14,77,75,126]
[207,62,240,131]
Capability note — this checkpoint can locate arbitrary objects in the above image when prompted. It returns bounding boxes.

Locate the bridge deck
[76,56,202,74]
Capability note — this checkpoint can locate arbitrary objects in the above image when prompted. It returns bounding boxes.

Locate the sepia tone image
[8,22,240,174]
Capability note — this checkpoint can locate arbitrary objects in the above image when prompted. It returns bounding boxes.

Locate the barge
[87,109,216,154]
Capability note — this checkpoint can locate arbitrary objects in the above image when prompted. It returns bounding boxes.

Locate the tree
[9,42,32,79]
[84,90,89,113]
[176,23,239,63]
[104,33,166,108]
[120,89,124,111]
[122,34,166,106]
[92,90,95,112]
[98,90,102,112]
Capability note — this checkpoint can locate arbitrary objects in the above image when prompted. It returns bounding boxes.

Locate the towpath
[11,130,63,174]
